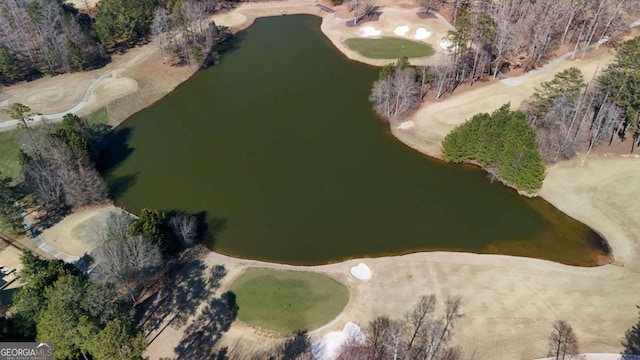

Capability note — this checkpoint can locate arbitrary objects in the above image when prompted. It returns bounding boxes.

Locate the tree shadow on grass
[172,291,238,360]
[30,205,71,235]
[137,250,227,346]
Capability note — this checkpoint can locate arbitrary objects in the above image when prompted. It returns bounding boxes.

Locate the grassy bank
[0,130,20,179]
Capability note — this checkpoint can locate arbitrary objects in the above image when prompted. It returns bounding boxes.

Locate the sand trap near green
[229,268,349,334]
[344,37,435,59]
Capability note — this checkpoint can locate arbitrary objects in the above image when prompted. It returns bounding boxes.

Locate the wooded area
[442,104,546,192]
[526,37,640,161]
[0,0,229,85]
[423,0,639,84]
[0,0,108,85]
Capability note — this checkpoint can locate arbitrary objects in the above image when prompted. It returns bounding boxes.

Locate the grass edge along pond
[229,268,349,334]
[344,37,435,59]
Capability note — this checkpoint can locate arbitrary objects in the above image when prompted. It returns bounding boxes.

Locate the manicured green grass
[0,130,20,179]
[230,268,349,334]
[84,107,109,125]
[344,37,435,59]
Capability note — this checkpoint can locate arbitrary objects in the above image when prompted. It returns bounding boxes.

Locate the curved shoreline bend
[3,2,638,359]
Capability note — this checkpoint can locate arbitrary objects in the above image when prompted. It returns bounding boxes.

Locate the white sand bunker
[440,38,453,49]
[94,77,138,98]
[440,38,455,51]
[350,263,372,280]
[311,322,365,360]
[396,120,415,130]
[360,26,381,37]
[415,28,431,40]
[394,25,410,36]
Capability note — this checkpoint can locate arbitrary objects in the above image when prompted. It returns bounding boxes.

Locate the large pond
[102,15,609,266]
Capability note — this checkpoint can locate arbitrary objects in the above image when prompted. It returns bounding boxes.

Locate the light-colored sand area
[39,205,122,257]
[212,2,324,33]
[0,245,24,291]
[0,245,23,273]
[321,9,451,66]
[64,0,99,10]
[393,49,614,158]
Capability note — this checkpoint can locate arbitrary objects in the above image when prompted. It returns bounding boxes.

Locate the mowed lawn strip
[83,106,109,125]
[230,268,349,334]
[0,130,20,179]
[343,37,435,59]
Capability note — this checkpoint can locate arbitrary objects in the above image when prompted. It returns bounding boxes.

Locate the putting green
[344,37,435,59]
[230,268,349,334]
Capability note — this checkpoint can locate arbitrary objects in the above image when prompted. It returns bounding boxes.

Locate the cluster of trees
[370,59,423,121]
[8,105,110,211]
[0,0,231,85]
[418,0,639,85]
[348,294,464,360]
[526,37,640,162]
[0,0,108,85]
[151,0,232,67]
[442,104,546,192]
[91,209,200,304]
[2,250,147,359]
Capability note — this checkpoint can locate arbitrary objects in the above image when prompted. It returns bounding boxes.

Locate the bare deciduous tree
[92,211,134,244]
[152,8,172,64]
[92,235,163,303]
[347,0,375,24]
[169,213,199,248]
[548,320,579,360]
[407,294,437,352]
[370,67,421,121]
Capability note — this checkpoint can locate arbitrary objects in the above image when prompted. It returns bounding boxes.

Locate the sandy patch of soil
[39,205,122,257]
[65,0,100,9]
[0,245,23,272]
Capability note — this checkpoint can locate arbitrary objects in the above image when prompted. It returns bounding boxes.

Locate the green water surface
[103,15,609,266]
